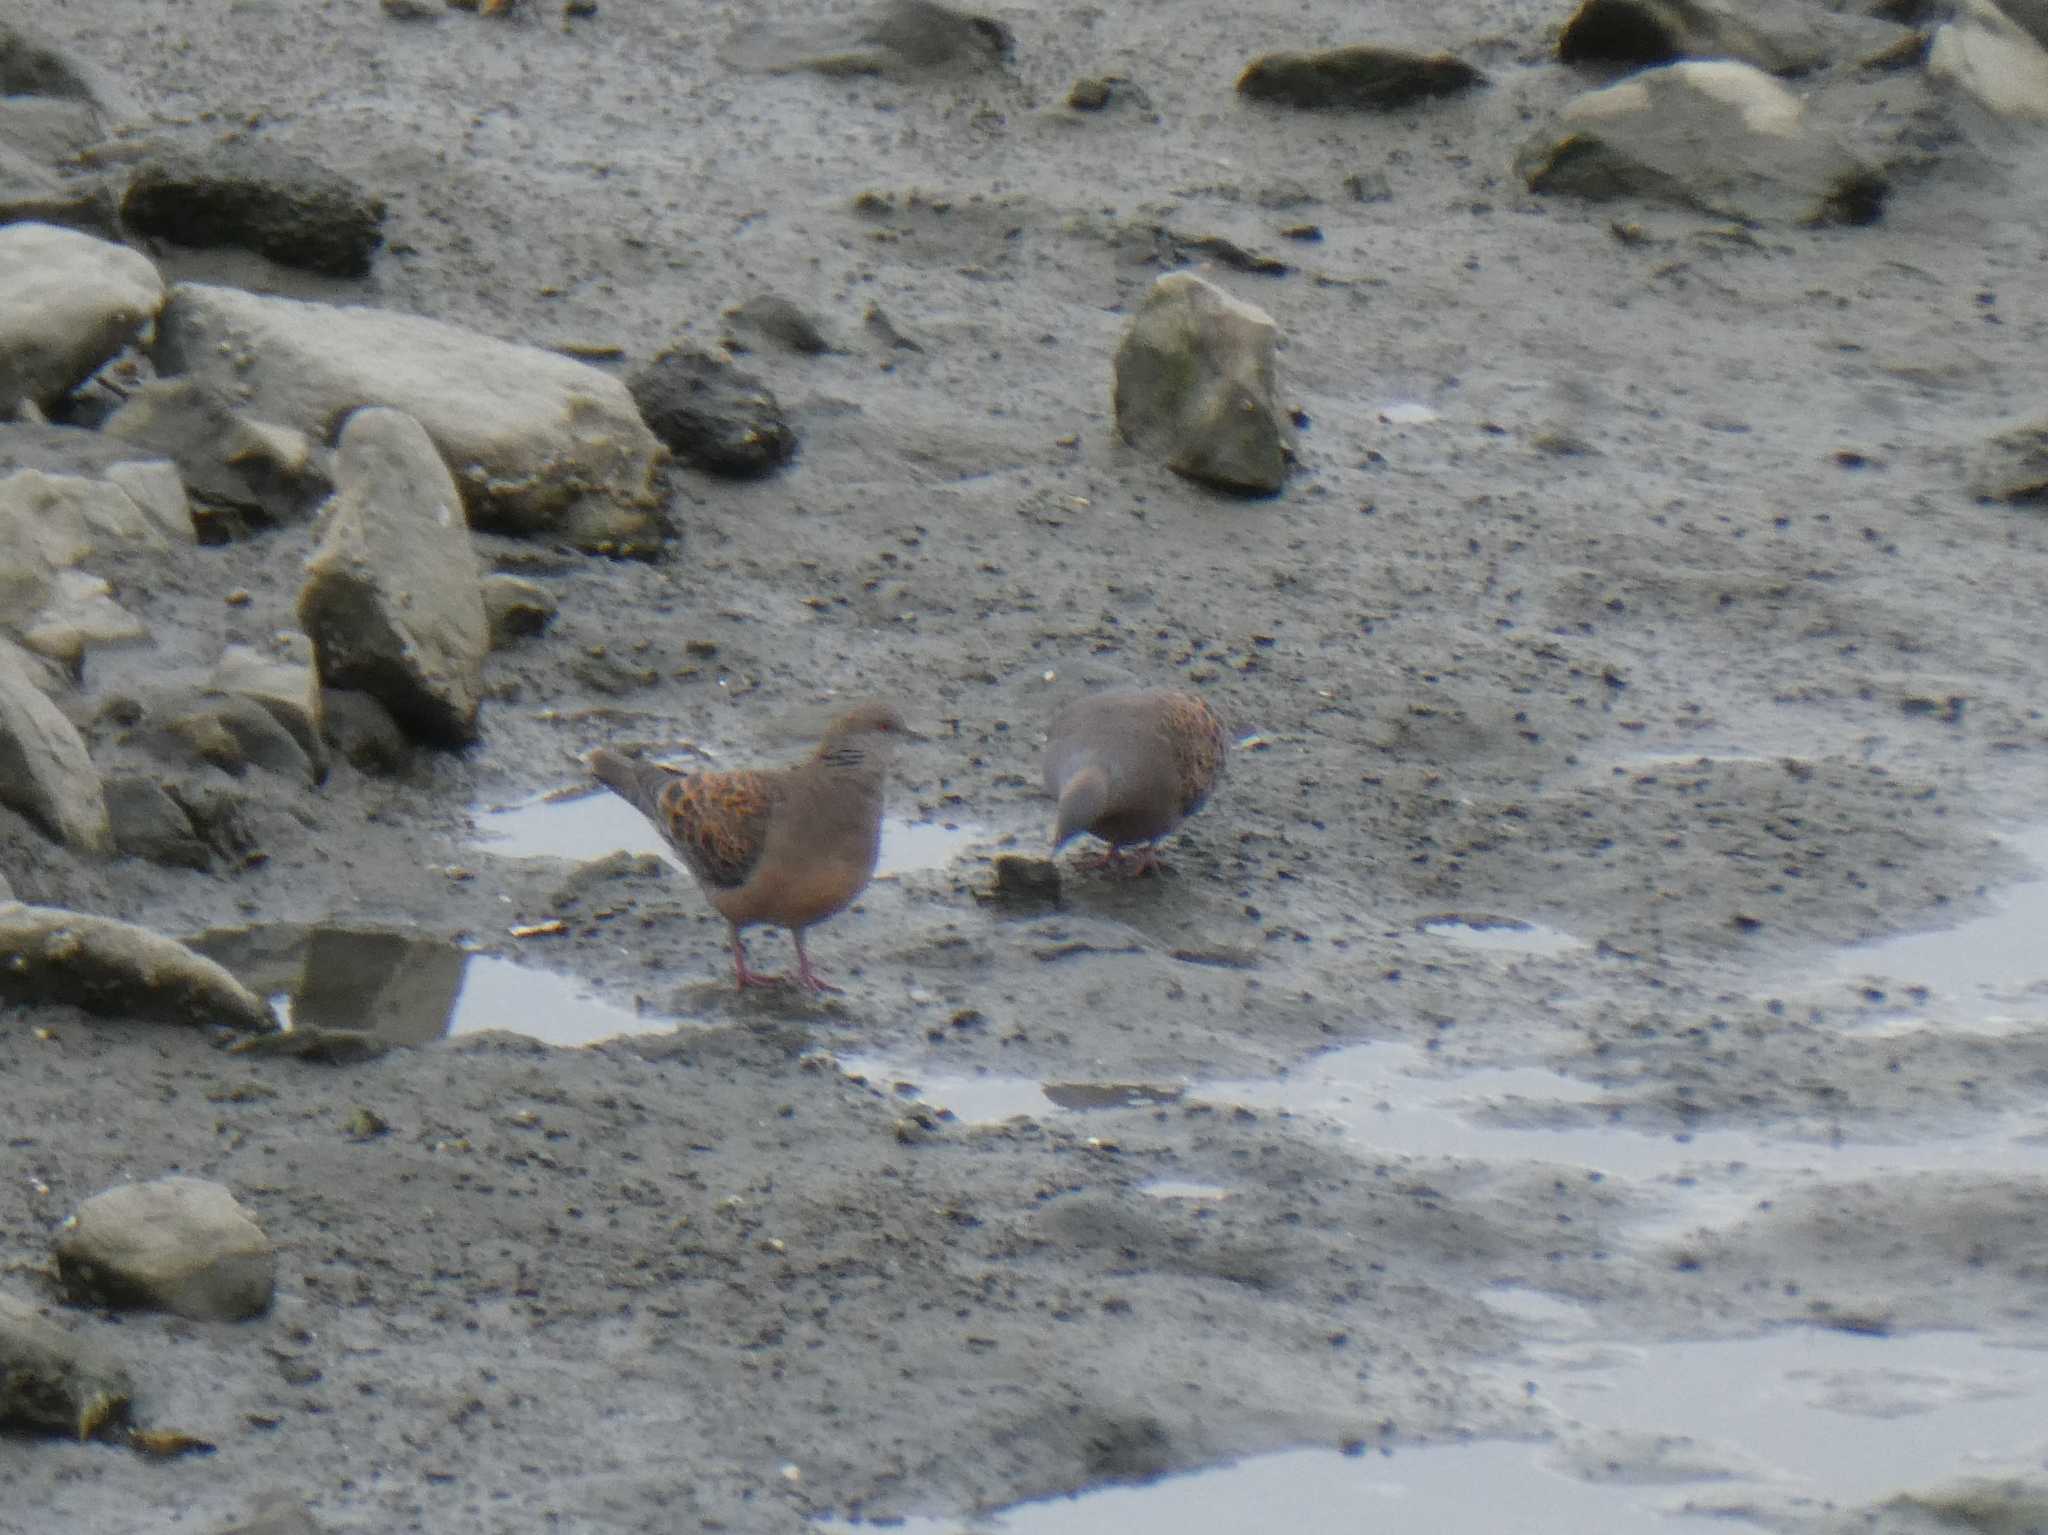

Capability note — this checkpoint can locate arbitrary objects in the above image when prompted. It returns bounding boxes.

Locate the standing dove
[586,701,914,992]
[1044,688,1227,874]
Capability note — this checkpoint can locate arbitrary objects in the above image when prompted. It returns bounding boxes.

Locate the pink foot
[731,933,785,990]
[1073,845,1164,877]
[793,934,842,994]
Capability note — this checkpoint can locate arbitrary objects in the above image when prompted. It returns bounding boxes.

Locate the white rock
[0,637,108,851]
[297,407,490,747]
[0,223,163,412]
[0,901,275,1029]
[101,459,196,543]
[56,1177,275,1322]
[1517,60,1885,225]
[1929,0,2048,122]
[1112,272,1293,496]
[154,283,668,552]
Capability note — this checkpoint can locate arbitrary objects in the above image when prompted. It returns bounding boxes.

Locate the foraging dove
[587,701,914,991]
[1044,688,1227,874]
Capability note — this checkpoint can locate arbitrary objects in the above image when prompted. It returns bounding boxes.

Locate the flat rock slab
[1237,46,1486,111]
[121,140,386,278]
[57,1176,276,1321]
[152,283,668,554]
[0,222,163,412]
[0,637,109,850]
[1112,271,1293,496]
[0,903,275,1029]
[1516,59,1886,225]
[0,1290,132,1439]
[297,407,489,748]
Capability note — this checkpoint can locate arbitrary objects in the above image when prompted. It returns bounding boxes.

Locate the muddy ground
[6,0,2048,1531]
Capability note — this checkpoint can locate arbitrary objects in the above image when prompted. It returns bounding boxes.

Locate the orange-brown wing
[654,769,778,891]
[1164,692,1227,820]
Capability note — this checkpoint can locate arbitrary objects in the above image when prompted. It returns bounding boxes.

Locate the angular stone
[1237,46,1486,112]
[627,347,798,478]
[1515,60,1886,225]
[104,774,211,870]
[0,637,108,850]
[210,643,326,767]
[103,377,330,530]
[56,1176,275,1322]
[481,573,558,647]
[121,141,386,279]
[0,1291,132,1439]
[320,687,413,776]
[0,223,162,412]
[1929,0,2048,122]
[0,903,274,1029]
[1112,272,1293,497]
[152,283,667,553]
[297,407,489,748]
[148,687,317,783]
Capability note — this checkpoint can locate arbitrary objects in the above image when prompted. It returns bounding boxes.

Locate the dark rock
[104,774,211,870]
[990,853,1061,905]
[727,0,1011,77]
[724,294,838,355]
[320,687,414,776]
[1967,418,2048,504]
[121,141,386,279]
[627,347,798,478]
[0,20,106,105]
[1237,46,1486,112]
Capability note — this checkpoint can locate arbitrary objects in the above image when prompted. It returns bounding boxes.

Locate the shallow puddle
[1420,915,1586,957]
[472,786,984,877]
[845,1040,2048,1186]
[817,1439,1730,1535]
[1832,825,2048,1015]
[190,924,668,1048]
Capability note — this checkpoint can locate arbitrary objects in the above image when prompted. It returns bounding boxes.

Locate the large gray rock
[0,223,162,412]
[1929,0,2048,122]
[0,1290,131,1439]
[0,98,116,230]
[152,283,668,553]
[297,407,489,748]
[1112,272,1293,497]
[0,638,109,850]
[56,1176,275,1322]
[121,141,387,278]
[0,903,275,1030]
[1515,60,1886,225]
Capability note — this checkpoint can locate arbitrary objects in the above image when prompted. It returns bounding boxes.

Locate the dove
[587,701,914,991]
[1044,688,1226,874]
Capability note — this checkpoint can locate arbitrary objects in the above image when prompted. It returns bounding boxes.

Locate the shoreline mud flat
[4,0,2048,1531]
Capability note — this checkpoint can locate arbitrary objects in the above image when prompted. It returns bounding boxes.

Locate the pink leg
[792,930,841,994]
[1073,843,1164,877]
[731,929,784,990]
